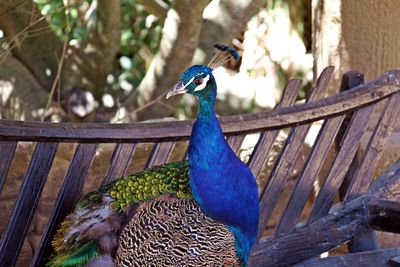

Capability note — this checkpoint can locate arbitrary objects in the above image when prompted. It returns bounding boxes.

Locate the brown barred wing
[115,196,239,267]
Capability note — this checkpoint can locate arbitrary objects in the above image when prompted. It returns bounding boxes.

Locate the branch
[0,0,63,90]
[120,0,209,122]
[249,160,400,266]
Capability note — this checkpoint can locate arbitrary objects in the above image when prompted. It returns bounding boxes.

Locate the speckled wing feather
[49,161,191,267]
[116,196,240,267]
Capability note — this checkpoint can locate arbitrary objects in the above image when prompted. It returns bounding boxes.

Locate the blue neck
[188,88,259,265]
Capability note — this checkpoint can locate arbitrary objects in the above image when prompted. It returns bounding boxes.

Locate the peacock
[48,44,259,267]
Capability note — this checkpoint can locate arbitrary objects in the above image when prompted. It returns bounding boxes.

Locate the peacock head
[166,44,239,100]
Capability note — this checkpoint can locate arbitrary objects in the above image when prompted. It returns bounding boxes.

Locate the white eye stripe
[193,74,210,92]
[183,76,196,89]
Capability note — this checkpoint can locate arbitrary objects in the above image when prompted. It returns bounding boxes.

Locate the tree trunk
[312,0,400,95]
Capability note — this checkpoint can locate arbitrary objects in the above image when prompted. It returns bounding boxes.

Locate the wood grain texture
[0,141,17,192]
[275,116,345,235]
[250,197,400,267]
[102,143,136,184]
[368,159,400,201]
[293,247,400,267]
[145,142,175,168]
[249,160,400,266]
[248,79,303,183]
[31,143,98,267]
[227,135,246,155]
[251,195,372,267]
[337,71,365,200]
[0,142,58,267]
[367,198,400,233]
[0,69,398,143]
[308,100,385,222]
[336,70,379,253]
[344,93,400,199]
[258,67,333,236]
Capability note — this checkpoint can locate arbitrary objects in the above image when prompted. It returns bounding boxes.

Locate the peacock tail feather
[49,160,191,266]
[115,196,239,267]
[47,240,100,267]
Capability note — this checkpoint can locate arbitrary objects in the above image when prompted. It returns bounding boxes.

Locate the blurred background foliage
[0,0,312,122]
[34,0,165,101]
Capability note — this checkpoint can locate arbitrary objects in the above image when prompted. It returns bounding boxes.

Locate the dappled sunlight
[201,4,313,117]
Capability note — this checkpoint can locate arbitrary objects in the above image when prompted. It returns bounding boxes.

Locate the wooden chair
[0,67,399,266]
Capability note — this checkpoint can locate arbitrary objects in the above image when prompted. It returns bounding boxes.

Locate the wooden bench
[0,67,399,266]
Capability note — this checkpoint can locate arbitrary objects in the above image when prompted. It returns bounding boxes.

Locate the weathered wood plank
[0,142,58,267]
[227,135,246,155]
[249,161,400,267]
[145,142,175,168]
[0,69,398,143]
[390,256,400,265]
[368,160,400,200]
[367,198,400,233]
[250,195,372,267]
[275,116,345,235]
[30,143,98,267]
[0,141,17,192]
[336,70,379,252]
[337,71,365,199]
[293,247,400,267]
[102,143,136,184]
[308,100,386,222]
[248,79,303,179]
[258,67,333,235]
[344,93,400,199]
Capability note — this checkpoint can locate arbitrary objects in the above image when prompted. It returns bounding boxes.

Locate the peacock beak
[166,81,187,99]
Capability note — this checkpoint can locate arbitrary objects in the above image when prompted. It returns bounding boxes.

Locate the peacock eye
[193,79,202,85]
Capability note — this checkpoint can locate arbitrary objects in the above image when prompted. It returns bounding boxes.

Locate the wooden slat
[368,160,400,200]
[336,70,379,252]
[0,141,17,192]
[258,67,334,235]
[249,162,400,266]
[0,142,58,267]
[344,93,400,199]
[275,71,369,236]
[31,143,98,267]
[293,247,400,267]
[248,79,303,180]
[252,198,399,266]
[308,100,386,222]
[337,72,365,200]
[145,141,175,168]
[102,143,136,185]
[250,195,372,267]
[275,116,345,235]
[227,135,246,155]
[0,69,399,143]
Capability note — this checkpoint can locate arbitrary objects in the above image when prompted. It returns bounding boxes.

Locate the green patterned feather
[48,240,99,267]
[49,160,191,267]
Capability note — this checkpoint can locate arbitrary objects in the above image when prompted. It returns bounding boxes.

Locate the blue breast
[188,112,259,263]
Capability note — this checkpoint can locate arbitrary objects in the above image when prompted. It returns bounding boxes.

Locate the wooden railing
[0,67,400,267]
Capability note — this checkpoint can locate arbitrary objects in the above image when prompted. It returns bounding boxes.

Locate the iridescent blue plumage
[167,46,259,265]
